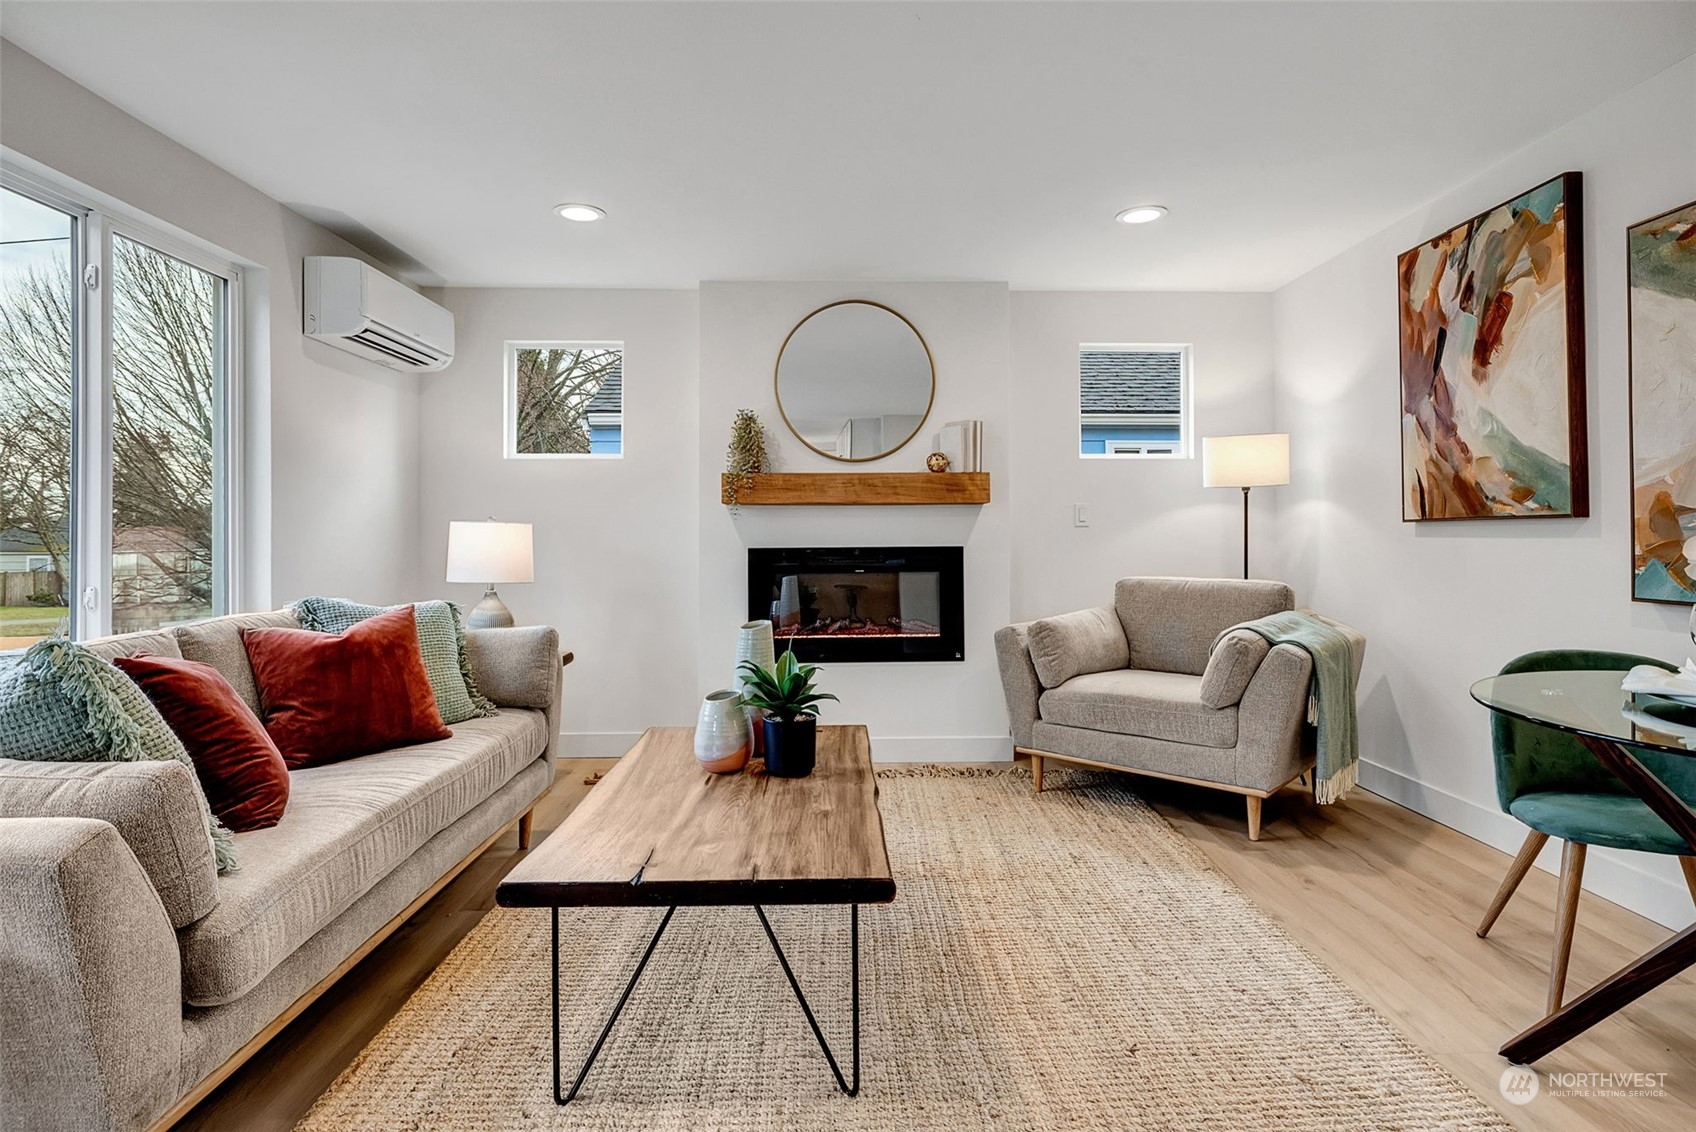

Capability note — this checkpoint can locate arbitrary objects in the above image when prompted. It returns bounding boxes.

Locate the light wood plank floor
[179,758,1696,1131]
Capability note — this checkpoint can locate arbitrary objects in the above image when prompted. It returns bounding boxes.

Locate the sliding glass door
[0,173,239,644]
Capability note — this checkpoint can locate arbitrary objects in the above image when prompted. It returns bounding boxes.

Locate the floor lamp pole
[1241,486,1251,580]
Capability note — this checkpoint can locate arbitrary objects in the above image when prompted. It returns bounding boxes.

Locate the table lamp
[445,520,534,628]
[1202,434,1290,580]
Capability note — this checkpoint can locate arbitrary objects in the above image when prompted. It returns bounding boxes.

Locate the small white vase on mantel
[695,690,752,774]
[736,620,775,753]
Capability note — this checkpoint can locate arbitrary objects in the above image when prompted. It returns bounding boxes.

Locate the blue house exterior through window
[1079,347,1186,456]
[584,358,623,454]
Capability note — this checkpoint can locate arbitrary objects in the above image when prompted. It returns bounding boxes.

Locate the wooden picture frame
[1397,172,1587,521]
[1626,197,1696,604]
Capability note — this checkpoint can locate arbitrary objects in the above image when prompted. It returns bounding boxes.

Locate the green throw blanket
[1217,610,1362,804]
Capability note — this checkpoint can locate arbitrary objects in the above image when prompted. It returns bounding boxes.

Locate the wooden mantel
[720,471,990,506]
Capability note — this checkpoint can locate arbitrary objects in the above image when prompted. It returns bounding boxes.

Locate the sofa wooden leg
[1548,840,1587,1014]
[1477,829,1550,938]
[1031,755,1044,794]
[1246,795,1263,841]
[1680,857,1696,906]
[517,809,534,851]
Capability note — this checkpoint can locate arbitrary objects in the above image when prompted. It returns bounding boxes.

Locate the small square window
[1079,344,1191,459]
[505,341,623,458]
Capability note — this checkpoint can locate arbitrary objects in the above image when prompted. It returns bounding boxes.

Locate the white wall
[1008,292,1277,619]
[696,282,1013,761]
[1271,54,1696,928]
[418,289,701,757]
[0,41,421,608]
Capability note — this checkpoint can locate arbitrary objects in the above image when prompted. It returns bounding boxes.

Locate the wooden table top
[497,725,896,908]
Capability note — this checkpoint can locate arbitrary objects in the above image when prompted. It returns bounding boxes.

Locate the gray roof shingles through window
[1080,350,1181,415]
[583,356,623,414]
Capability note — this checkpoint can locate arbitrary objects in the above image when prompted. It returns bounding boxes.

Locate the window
[0,168,240,646]
[1079,344,1191,459]
[505,341,623,458]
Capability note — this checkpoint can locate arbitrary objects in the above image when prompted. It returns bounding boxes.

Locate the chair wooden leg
[1548,840,1587,1014]
[1246,795,1263,842]
[1031,755,1044,794]
[1477,829,1550,938]
[517,808,534,851]
[1680,857,1696,906]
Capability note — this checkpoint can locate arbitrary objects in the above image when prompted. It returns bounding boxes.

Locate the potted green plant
[736,649,838,777]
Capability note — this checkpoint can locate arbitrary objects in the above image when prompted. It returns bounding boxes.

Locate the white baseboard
[558,732,644,759]
[1359,759,1694,931]
[558,731,1012,764]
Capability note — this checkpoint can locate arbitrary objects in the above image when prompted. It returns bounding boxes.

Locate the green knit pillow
[291,597,497,725]
[0,636,237,873]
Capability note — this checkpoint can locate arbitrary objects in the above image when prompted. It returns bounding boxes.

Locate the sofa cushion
[177,709,549,1006]
[1198,630,1272,709]
[0,758,218,927]
[1025,607,1129,689]
[1114,577,1294,676]
[1039,669,1238,748]
[80,629,183,664]
[173,610,300,715]
[242,607,452,769]
[113,654,290,832]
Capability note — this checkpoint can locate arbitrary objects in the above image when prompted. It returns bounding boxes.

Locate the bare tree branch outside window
[514,346,621,454]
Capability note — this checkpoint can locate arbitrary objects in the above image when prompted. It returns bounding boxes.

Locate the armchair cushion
[1025,607,1130,689]
[1115,577,1293,675]
[1039,669,1237,748]
[1198,629,1271,709]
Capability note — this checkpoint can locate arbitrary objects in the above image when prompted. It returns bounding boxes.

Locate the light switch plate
[1073,503,1090,527]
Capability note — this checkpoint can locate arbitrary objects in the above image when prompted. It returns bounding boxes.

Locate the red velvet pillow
[112,653,291,832]
[241,604,451,769]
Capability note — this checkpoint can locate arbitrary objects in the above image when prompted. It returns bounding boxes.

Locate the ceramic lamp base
[466,587,515,629]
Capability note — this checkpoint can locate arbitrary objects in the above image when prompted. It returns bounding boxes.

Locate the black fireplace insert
[747,546,964,663]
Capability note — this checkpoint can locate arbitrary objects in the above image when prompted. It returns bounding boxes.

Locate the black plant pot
[761,713,817,778]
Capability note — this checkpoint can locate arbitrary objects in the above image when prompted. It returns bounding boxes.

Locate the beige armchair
[996,577,1336,840]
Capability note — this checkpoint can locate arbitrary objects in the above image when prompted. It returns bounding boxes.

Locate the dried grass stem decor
[725,409,768,514]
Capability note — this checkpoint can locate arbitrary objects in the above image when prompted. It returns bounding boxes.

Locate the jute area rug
[296,766,1509,1131]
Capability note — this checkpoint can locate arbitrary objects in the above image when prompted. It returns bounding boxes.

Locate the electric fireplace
[747,546,965,663]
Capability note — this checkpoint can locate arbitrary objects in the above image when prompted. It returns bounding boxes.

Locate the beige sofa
[0,609,562,1132]
[997,577,1359,840]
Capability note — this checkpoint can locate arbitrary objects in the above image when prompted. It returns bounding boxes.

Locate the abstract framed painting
[1397,172,1588,521]
[1628,198,1696,604]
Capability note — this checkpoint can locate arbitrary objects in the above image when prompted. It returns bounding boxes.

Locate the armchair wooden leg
[1246,795,1263,841]
[1680,857,1696,906]
[517,808,534,851]
[1548,840,1587,1014]
[1031,755,1044,794]
[1477,829,1550,938]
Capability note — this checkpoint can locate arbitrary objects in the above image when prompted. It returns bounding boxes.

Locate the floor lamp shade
[1202,434,1290,580]
[1202,434,1291,488]
[445,521,534,628]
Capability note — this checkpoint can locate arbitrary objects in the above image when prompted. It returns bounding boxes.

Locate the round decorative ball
[926,452,951,473]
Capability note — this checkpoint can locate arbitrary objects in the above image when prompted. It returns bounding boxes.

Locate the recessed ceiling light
[1115,205,1168,225]
[555,203,605,223]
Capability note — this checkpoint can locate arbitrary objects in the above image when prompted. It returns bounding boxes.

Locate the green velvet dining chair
[1476,649,1696,1014]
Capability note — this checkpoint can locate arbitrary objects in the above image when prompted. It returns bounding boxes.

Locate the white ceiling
[5,1,1693,291]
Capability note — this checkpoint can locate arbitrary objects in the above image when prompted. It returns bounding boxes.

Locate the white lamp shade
[1202,433,1291,488]
[445,521,534,584]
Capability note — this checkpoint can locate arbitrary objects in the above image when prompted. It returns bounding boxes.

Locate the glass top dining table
[1470,669,1696,758]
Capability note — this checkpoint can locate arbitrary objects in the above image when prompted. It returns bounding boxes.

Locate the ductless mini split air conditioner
[303,256,454,372]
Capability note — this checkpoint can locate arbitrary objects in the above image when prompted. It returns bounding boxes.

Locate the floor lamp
[1202,434,1290,580]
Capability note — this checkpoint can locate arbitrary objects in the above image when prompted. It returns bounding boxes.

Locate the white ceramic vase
[736,620,775,755]
[695,689,752,774]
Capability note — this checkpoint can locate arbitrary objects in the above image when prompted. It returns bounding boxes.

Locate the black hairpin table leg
[553,904,676,1104]
[754,903,861,1096]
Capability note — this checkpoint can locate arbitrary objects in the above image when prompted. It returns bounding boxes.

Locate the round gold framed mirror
[773,300,936,462]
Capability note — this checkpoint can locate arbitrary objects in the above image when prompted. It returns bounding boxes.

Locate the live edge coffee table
[496,724,896,1104]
